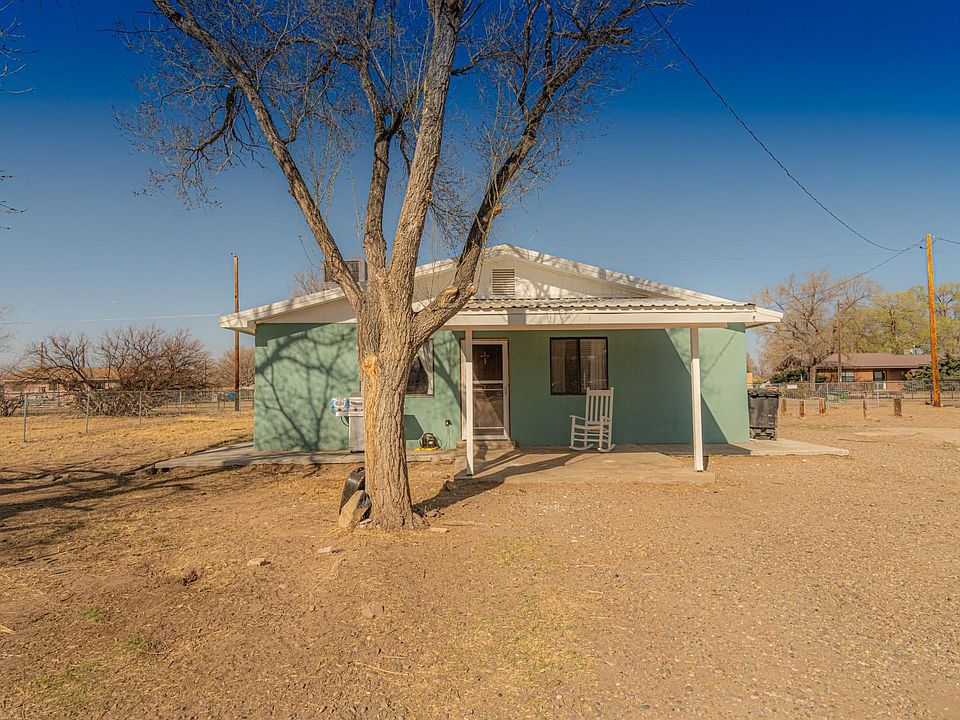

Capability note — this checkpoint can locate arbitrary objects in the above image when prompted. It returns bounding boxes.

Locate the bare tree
[0,2,26,92]
[0,304,12,355]
[212,346,255,387]
[99,325,211,390]
[1,2,27,224]
[120,0,685,529]
[755,270,878,383]
[26,324,212,391]
[289,267,325,297]
[24,332,96,390]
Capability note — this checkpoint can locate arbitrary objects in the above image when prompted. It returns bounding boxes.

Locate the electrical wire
[819,242,922,296]
[934,235,960,246]
[646,7,910,253]
[1,312,223,326]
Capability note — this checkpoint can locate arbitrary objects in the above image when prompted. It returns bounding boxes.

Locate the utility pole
[835,299,843,382]
[925,233,941,407]
[233,253,240,412]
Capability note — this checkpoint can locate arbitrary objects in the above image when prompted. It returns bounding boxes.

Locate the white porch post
[465,329,475,476]
[690,326,705,472]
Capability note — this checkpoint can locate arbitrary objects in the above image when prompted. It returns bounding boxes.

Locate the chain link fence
[750,379,957,407]
[2,388,255,441]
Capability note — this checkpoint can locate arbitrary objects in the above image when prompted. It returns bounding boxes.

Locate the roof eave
[444,305,781,329]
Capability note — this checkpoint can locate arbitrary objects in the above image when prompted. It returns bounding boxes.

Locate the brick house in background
[0,367,121,394]
[818,352,931,383]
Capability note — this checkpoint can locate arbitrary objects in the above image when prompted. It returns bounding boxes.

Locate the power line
[3,312,223,326]
[934,235,960,246]
[646,8,909,253]
[820,242,922,296]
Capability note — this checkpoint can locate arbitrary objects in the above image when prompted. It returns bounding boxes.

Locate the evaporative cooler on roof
[491,268,516,296]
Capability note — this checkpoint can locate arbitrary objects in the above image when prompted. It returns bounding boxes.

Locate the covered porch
[446,297,782,475]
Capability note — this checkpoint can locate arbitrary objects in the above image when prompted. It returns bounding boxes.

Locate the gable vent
[491,268,516,296]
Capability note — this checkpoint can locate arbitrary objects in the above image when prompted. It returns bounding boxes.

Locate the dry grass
[1,403,959,718]
[0,412,253,473]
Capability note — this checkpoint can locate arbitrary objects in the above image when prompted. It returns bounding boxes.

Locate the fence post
[862,399,868,418]
[85,392,90,433]
[799,399,805,417]
[22,392,28,442]
[779,397,787,415]
[819,398,826,415]
[138,392,143,427]
[894,397,902,417]
[178,389,183,415]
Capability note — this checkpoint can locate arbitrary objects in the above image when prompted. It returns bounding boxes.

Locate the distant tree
[907,353,960,381]
[26,324,212,391]
[212,346,255,388]
[769,367,805,384]
[27,332,94,390]
[289,267,324,297]
[0,304,11,354]
[99,325,211,390]
[120,0,686,529]
[851,282,960,356]
[756,270,878,384]
[851,288,927,354]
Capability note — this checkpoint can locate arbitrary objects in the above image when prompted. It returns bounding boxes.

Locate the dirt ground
[1,403,959,719]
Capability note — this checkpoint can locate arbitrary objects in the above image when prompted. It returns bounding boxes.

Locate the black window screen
[406,341,434,395]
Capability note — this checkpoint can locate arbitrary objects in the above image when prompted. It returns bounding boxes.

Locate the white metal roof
[464,298,754,311]
[221,244,782,333]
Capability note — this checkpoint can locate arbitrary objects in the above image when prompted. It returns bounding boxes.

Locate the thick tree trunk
[357,318,421,531]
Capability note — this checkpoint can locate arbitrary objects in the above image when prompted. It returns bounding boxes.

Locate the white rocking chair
[569,388,615,452]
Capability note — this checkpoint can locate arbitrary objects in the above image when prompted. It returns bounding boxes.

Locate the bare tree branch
[122,0,687,528]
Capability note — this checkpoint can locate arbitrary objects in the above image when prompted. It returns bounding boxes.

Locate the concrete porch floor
[153,442,456,470]
[451,439,848,486]
[153,437,847,473]
[454,446,717,485]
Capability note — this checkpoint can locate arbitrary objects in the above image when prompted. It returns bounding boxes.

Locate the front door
[471,341,510,439]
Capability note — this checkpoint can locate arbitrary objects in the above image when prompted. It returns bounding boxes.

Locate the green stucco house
[220,245,780,471]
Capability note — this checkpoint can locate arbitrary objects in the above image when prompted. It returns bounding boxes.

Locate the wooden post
[233,254,241,412]
[689,328,704,472]
[862,399,868,418]
[925,233,942,407]
[799,399,805,417]
[22,393,28,442]
[84,393,90,433]
[138,392,143,427]
[893,397,902,417]
[819,398,826,415]
[780,397,787,415]
[465,329,475,476]
[836,299,843,381]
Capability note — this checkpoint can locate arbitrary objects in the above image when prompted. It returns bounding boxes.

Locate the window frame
[549,337,609,396]
[406,340,435,397]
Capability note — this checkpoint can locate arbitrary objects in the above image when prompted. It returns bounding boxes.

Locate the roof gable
[221,244,759,332]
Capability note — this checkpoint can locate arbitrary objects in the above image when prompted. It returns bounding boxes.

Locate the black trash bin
[747,388,780,440]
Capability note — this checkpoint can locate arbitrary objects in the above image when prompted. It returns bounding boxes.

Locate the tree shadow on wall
[255,325,359,452]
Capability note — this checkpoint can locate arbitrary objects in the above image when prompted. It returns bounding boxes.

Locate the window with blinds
[550,338,609,395]
[491,268,516,296]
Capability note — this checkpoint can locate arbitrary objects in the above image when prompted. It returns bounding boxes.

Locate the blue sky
[1,0,958,361]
